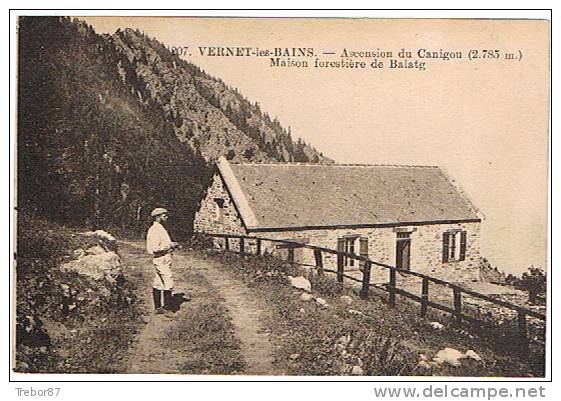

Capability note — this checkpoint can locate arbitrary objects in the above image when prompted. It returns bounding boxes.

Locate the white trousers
[153,254,174,290]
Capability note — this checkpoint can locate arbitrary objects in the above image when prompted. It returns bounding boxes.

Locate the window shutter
[459,231,467,261]
[442,232,450,263]
[359,237,368,257]
[359,237,369,271]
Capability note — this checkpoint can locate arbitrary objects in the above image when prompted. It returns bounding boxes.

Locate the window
[338,236,368,269]
[214,198,225,222]
[442,230,467,262]
[344,237,357,267]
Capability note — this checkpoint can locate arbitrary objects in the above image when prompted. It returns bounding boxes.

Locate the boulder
[85,245,106,255]
[340,295,353,305]
[315,297,328,308]
[433,347,464,367]
[85,229,116,242]
[288,276,311,292]
[72,248,86,258]
[465,350,482,362]
[61,251,120,280]
[430,321,444,330]
[351,365,364,375]
[300,292,313,302]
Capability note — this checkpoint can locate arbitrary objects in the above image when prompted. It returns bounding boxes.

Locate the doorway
[395,232,411,270]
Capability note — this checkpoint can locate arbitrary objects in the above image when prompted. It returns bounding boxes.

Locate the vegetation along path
[120,241,277,375]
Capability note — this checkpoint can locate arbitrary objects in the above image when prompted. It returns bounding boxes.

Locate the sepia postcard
[12,13,550,380]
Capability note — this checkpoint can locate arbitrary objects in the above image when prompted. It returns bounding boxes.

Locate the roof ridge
[229,162,439,169]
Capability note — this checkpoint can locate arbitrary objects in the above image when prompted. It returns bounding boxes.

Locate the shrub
[186,232,214,251]
[311,274,343,297]
[516,267,546,304]
[15,215,140,373]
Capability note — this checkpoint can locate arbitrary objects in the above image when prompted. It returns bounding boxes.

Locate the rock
[430,321,444,330]
[300,292,313,302]
[335,335,351,352]
[315,297,328,308]
[433,347,464,367]
[299,308,306,313]
[73,248,86,258]
[289,353,300,360]
[288,276,311,292]
[61,251,121,280]
[86,245,106,255]
[465,350,482,362]
[340,295,353,305]
[418,360,432,370]
[351,365,364,375]
[85,229,116,242]
[348,309,363,316]
[419,353,428,361]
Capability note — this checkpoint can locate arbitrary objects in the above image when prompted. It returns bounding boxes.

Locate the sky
[83,17,550,275]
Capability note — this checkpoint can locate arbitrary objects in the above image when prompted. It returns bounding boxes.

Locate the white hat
[151,207,168,217]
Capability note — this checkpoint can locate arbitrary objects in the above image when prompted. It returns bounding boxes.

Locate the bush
[516,267,546,304]
[15,215,140,373]
[311,274,343,297]
[185,232,214,251]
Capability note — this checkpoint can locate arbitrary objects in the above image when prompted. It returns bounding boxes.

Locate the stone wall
[258,222,481,284]
[193,173,247,238]
[194,173,481,284]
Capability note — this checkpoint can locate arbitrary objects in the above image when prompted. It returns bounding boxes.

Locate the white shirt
[146,221,172,255]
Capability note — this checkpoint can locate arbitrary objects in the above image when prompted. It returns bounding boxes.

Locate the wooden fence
[205,232,546,353]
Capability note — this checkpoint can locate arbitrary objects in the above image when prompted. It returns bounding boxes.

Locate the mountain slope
[109,28,329,163]
[17,17,330,235]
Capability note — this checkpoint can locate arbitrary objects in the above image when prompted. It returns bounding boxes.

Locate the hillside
[17,17,330,235]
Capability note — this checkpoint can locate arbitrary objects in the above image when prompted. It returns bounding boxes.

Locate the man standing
[146,208,181,313]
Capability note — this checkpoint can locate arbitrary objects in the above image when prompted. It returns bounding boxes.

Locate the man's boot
[163,290,173,311]
[153,288,162,311]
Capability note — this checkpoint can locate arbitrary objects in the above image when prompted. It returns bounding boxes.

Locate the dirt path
[120,241,277,375]
[194,255,276,375]
[121,242,195,373]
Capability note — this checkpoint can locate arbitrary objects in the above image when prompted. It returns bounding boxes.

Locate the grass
[207,250,544,377]
[161,268,246,374]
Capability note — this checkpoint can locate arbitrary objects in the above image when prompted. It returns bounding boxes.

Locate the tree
[516,267,546,304]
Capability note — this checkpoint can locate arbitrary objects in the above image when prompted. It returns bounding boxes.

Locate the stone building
[194,157,483,283]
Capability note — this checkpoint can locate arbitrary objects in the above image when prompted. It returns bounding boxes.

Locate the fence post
[389,268,396,307]
[360,261,371,299]
[239,237,245,256]
[287,246,295,264]
[453,287,462,325]
[256,238,261,256]
[421,277,429,317]
[337,238,345,284]
[517,311,529,354]
[314,248,324,275]
[225,237,229,251]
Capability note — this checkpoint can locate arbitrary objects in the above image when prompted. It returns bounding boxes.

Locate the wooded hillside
[17,17,330,235]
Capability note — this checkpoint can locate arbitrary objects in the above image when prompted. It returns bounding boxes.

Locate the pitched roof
[217,158,480,231]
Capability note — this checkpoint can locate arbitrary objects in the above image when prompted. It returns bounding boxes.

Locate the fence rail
[203,232,545,353]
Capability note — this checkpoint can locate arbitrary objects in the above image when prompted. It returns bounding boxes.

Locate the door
[395,233,411,270]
